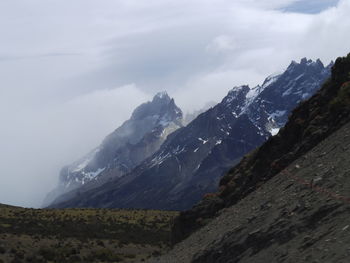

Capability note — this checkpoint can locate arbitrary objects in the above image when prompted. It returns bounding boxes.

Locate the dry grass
[0,204,178,262]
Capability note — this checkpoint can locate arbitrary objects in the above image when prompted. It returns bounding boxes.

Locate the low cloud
[0,85,148,207]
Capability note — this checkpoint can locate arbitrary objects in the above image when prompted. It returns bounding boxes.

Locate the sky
[0,0,349,207]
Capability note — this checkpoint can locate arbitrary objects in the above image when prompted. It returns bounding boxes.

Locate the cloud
[0,0,348,207]
[0,85,149,207]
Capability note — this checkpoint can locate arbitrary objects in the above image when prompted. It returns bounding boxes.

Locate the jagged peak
[153,91,171,102]
[316,58,324,66]
[327,60,335,69]
[300,57,312,65]
[131,91,182,121]
[227,85,250,95]
[286,57,325,72]
[222,85,250,103]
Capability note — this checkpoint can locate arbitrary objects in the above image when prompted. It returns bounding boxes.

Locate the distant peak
[287,58,325,71]
[131,91,182,121]
[300,57,309,64]
[300,57,317,66]
[153,91,170,101]
[228,85,250,95]
[222,85,250,105]
[327,60,335,68]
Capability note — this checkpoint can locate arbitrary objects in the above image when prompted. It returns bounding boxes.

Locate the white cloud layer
[0,0,348,207]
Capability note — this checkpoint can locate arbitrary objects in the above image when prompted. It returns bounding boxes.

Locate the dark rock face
[48,58,331,211]
[172,53,350,244]
[44,91,183,207]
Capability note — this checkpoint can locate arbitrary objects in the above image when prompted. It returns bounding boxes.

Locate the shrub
[38,247,56,261]
[91,248,122,262]
[0,246,6,254]
[68,254,82,262]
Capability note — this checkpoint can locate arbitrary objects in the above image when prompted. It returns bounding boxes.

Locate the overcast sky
[0,0,349,207]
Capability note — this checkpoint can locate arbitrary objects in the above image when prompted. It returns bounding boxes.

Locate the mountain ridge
[171,53,350,244]
[47,58,332,210]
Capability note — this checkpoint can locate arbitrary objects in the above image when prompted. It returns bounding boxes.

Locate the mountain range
[46,58,332,210]
[152,53,350,263]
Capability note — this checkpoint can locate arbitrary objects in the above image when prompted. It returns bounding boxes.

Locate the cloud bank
[0,0,349,207]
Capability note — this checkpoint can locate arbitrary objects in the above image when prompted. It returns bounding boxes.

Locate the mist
[0,0,349,207]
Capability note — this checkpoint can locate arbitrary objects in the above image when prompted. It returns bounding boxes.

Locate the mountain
[45,91,183,206]
[48,58,332,210]
[170,53,350,249]
[247,58,332,133]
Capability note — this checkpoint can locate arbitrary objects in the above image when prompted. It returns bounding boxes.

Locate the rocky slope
[149,118,350,263]
[48,58,331,210]
[171,53,350,246]
[45,92,183,206]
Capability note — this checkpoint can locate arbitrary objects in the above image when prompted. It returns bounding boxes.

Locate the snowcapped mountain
[47,58,332,210]
[44,91,183,206]
[247,58,332,135]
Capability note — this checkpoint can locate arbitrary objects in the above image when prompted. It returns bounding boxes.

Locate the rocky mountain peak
[153,91,171,102]
[44,91,184,207]
[225,85,250,99]
[300,57,316,66]
[288,57,319,71]
[130,91,182,123]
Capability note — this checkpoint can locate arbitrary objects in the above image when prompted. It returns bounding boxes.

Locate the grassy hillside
[0,204,178,263]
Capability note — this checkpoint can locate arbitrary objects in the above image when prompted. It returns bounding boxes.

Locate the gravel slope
[148,120,350,263]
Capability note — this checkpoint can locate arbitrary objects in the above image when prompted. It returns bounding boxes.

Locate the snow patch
[151,152,171,166]
[198,138,208,144]
[215,140,222,145]
[269,128,280,136]
[81,167,106,180]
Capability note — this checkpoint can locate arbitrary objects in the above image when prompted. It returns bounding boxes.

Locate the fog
[0,0,349,207]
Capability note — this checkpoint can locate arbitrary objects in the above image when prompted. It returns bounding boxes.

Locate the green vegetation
[0,204,178,262]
